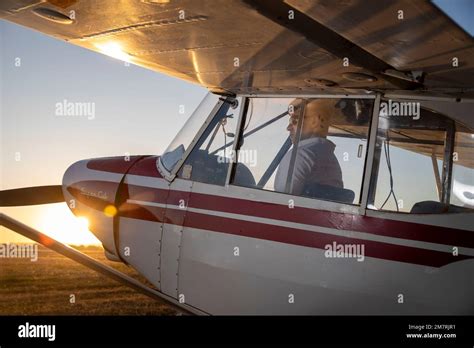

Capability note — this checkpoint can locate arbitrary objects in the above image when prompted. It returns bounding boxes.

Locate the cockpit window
[231,97,373,205]
[232,98,293,190]
[160,93,220,173]
[367,99,474,213]
[175,97,242,186]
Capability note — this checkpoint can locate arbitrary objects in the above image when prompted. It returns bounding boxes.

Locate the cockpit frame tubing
[360,93,381,214]
[441,120,456,205]
[284,99,307,194]
[225,97,248,186]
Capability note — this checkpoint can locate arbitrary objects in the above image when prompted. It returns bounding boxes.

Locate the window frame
[363,93,474,229]
[366,95,468,215]
[167,92,470,216]
[159,97,228,181]
[227,93,379,213]
[224,97,249,186]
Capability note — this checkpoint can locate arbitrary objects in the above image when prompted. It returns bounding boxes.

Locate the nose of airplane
[62,156,143,254]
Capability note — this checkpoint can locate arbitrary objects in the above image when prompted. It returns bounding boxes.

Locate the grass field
[0,244,177,315]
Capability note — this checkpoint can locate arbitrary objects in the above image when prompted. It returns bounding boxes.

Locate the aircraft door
[160,178,192,299]
[158,95,241,302]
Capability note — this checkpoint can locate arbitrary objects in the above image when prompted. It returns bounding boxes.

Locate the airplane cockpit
[159,93,474,216]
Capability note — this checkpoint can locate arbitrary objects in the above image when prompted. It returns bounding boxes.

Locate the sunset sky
[0,19,206,245]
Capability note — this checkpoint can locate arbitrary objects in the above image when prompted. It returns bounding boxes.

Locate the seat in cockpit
[410,201,472,214]
[303,183,355,204]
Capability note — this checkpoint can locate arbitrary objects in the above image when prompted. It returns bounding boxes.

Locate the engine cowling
[62,156,146,257]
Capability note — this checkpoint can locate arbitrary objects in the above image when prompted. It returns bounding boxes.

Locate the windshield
[160,93,220,172]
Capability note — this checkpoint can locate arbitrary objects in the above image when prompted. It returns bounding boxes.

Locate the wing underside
[0,0,473,96]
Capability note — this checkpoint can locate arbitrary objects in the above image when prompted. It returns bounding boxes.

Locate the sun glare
[37,204,100,246]
[96,42,132,63]
[76,216,90,230]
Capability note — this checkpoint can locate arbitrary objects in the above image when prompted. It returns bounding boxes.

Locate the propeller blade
[0,213,195,315]
[0,185,64,206]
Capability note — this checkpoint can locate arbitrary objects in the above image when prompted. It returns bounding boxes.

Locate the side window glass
[231,97,373,205]
[368,100,451,213]
[231,98,294,190]
[275,98,372,204]
[176,98,241,186]
[451,126,474,211]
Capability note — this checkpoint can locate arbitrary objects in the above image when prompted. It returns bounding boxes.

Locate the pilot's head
[287,99,335,144]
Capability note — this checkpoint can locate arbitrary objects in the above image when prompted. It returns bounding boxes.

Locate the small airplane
[1,0,473,315]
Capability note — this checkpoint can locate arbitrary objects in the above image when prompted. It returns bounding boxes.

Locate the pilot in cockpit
[274,98,344,198]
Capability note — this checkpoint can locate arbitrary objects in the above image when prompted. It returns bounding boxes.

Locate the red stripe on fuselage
[87,156,152,174]
[120,202,471,267]
[121,182,474,249]
[184,210,471,267]
[124,182,474,248]
[83,178,473,266]
[187,191,474,249]
[127,156,163,178]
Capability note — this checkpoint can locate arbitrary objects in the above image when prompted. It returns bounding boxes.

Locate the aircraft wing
[0,0,473,96]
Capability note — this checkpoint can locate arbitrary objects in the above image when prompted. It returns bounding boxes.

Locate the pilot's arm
[274,146,314,195]
[288,148,314,195]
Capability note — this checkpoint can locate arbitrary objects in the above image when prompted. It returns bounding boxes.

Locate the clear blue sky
[432,0,474,35]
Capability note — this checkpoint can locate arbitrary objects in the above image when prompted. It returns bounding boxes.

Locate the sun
[37,203,101,246]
